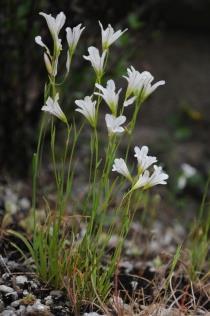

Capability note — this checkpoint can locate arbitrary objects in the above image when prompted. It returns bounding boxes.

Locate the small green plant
[11,11,168,312]
[188,177,210,281]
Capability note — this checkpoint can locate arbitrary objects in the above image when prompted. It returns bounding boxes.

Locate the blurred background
[1,0,210,219]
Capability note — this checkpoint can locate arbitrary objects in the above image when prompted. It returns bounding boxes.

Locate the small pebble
[2,273,10,281]
[0,285,14,293]
[83,313,105,316]
[50,290,63,297]
[26,299,49,314]
[44,295,53,306]
[11,299,20,308]
[23,290,29,296]
[0,299,5,312]
[5,291,18,301]
[19,197,30,211]
[18,305,26,314]
[16,275,28,286]
[1,309,16,316]
[30,281,38,289]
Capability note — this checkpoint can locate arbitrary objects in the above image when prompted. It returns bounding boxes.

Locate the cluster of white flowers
[36,12,168,191]
[124,66,165,101]
[35,11,85,78]
[112,145,168,190]
[75,23,130,131]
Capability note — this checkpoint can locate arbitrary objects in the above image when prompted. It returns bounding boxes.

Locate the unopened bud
[44,53,52,75]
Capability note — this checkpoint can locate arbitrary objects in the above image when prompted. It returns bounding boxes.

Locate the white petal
[123,96,136,107]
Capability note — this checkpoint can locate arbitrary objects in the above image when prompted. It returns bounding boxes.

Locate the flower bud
[44,53,53,75]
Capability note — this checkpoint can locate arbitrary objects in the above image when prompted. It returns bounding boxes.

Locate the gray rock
[17,305,26,314]
[5,291,18,301]
[11,299,20,308]
[26,299,49,314]
[2,273,10,281]
[44,295,53,306]
[15,275,28,286]
[29,281,38,289]
[50,290,63,297]
[22,290,29,296]
[1,309,16,316]
[83,313,105,316]
[19,197,30,210]
[0,285,14,293]
[0,299,5,312]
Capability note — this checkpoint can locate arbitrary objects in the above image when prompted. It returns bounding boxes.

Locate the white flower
[132,170,150,190]
[83,46,106,78]
[105,114,126,135]
[112,158,132,181]
[123,96,136,107]
[41,93,67,123]
[95,80,121,114]
[35,35,51,56]
[39,12,65,51]
[124,66,165,99]
[177,163,197,190]
[148,165,168,186]
[75,96,96,127]
[133,165,168,190]
[39,11,66,39]
[35,35,59,76]
[99,22,127,50]
[134,146,157,173]
[181,163,196,178]
[66,24,85,54]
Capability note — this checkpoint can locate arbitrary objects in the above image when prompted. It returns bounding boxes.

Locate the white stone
[16,275,28,285]
[0,285,14,293]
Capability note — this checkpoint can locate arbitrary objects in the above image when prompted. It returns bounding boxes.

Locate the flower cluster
[35,12,85,77]
[124,66,165,101]
[112,146,168,190]
[37,12,165,134]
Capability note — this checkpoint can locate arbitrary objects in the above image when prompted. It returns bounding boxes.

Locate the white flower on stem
[181,163,196,178]
[75,96,96,128]
[41,93,67,124]
[123,66,141,97]
[133,165,168,190]
[83,46,106,78]
[132,170,150,190]
[105,114,126,135]
[124,66,165,99]
[112,158,132,181]
[177,163,197,190]
[134,146,157,173]
[66,24,85,54]
[140,71,165,100]
[123,96,136,107]
[95,80,121,114]
[35,35,51,56]
[39,11,66,39]
[35,35,60,77]
[39,12,65,52]
[99,21,127,50]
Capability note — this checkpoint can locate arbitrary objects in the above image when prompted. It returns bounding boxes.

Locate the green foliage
[127,13,144,30]
[188,177,210,281]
